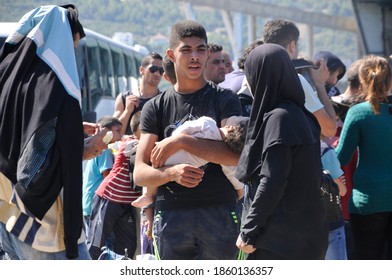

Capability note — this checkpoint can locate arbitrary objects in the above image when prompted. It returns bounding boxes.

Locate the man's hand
[151,134,185,168]
[310,59,329,86]
[83,128,109,160]
[83,122,99,136]
[124,94,140,113]
[170,164,204,188]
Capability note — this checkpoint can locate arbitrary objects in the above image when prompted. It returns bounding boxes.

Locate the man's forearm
[118,109,133,135]
[314,82,336,122]
[181,136,240,166]
[83,137,98,160]
[314,83,337,137]
[134,163,174,188]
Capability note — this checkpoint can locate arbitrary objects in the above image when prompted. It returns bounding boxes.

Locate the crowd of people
[0,4,391,260]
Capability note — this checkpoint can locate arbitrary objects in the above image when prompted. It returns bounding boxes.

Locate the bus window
[74,41,89,113]
[133,52,143,86]
[124,52,138,92]
[98,41,115,98]
[85,37,103,113]
[110,46,127,94]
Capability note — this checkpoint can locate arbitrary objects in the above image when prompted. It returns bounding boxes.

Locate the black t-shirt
[121,91,158,135]
[141,82,242,210]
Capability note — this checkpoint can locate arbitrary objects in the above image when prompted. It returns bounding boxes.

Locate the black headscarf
[235,44,319,182]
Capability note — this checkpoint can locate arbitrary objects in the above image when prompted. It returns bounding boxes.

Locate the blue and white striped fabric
[6,5,81,105]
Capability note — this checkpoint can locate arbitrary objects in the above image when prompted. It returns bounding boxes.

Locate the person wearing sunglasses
[114,52,163,135]
[148,65,164,75]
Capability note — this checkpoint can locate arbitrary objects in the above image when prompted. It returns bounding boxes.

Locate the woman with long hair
[335,55,392,259]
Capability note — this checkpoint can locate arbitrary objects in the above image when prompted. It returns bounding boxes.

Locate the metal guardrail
[176,0,357,32]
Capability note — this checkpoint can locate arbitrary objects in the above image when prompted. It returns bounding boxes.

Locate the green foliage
[1,0,359,65]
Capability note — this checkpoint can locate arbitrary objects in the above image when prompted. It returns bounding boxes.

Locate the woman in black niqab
[235,44,328,260]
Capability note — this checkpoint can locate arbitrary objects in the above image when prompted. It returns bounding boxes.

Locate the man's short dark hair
[162,54,176,84]
[97,116,122,129]
[130,111,141,133]
[208,43,223,53]
[141,52,163,68]
[237,39,264,70]
[169,20,207,49]
[263,18,299,49]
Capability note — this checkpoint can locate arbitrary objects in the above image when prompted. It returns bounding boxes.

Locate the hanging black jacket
[0,5,85,259]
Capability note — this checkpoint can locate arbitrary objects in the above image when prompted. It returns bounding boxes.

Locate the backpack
[320,143,343,224]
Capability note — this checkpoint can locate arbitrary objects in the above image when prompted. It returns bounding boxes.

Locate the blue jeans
[0,222,91,260]
[325,225,347,260]
[153,205,239,260]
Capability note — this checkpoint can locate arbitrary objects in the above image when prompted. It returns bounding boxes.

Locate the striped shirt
[96,139,140,203]
[0,172,86,253]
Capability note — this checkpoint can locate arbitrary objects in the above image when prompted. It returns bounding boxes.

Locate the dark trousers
[344,220,355,259]
[87,195,137,259]
[153,205,239,260]
[350,212,392,260]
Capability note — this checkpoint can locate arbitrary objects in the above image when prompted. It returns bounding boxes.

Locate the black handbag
[320,170,343,223]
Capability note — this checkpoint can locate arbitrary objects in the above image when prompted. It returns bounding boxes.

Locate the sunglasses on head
[148,65,164,75]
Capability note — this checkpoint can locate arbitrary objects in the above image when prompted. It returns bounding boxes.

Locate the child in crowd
[87,112,141,260]
[320,137,347,260]
[82,116,123,229]
[131,115,249,208]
